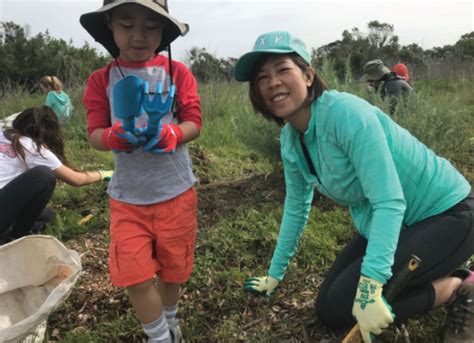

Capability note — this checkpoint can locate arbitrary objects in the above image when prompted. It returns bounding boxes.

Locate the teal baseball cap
[233,31,311,82]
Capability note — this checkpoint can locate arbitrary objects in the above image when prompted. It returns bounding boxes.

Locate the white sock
[164,303,179,325]
[142,312,170,342]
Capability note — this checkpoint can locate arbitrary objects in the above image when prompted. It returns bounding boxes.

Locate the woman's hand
[98,170,113,181]
[352,275,394,342]
[244,275,279,297]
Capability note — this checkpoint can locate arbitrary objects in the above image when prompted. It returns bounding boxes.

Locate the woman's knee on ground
[314,287,355,328]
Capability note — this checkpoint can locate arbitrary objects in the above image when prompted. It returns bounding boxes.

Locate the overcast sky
[1,0,473,63]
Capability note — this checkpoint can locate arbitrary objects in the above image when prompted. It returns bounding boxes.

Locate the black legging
[314,191,474,328]
[0,166,56,239]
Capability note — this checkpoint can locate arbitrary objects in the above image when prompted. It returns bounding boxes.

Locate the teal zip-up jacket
[45,91,72,121]
[268,90,470,284]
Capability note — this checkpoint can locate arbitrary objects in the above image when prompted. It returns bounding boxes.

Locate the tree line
[313,21,474,81]
[0,22,109,93]
[1,20,473,91]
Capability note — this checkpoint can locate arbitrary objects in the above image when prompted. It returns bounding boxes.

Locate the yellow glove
[244,275,279,297]
[98,170,113,181]
[352,275,394,342]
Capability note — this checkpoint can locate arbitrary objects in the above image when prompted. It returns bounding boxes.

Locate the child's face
[109,4,165,63]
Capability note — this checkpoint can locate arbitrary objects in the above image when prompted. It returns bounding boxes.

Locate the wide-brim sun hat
[80,0,189,58]
[233,31,312,82]
[363,59,391,81]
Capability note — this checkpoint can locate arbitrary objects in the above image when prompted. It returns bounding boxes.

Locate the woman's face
[255,55,313,121]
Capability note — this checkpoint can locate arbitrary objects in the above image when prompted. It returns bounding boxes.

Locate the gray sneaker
[169,320,183,343]
[167,318,180,328]
[146,327,182,343]
[146,319,183,343]
[443,269,474,343]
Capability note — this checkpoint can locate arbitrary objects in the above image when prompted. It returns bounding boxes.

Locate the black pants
[314,191,474,328]
[0,166,56,240]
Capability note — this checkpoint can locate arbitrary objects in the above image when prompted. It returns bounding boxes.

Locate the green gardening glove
[352,275,395,342]
[98,170,113,181]
[244,275,279,297]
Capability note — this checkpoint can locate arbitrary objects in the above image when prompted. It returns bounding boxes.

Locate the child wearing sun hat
[80,1,202,341]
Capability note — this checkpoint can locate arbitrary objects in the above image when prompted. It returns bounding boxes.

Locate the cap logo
[258,34,283,47]
[274,35,283,44]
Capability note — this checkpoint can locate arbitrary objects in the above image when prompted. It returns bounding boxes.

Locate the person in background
[391,63,411,84]
[0,106,112,244]
[39,75,73,123]
[80,0,201,342]
[234,31,473,343]
[362,59,413,114]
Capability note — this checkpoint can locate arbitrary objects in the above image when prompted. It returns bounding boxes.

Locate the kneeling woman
[234,31,473,342]
[0,106,112,242]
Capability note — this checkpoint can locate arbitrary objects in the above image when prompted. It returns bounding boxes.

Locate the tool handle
[342,324,362,343]
[341,254,422,343]
[384,255,422,302]
[121,118,135,134]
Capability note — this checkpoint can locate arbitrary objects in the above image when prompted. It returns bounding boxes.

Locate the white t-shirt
[0,131,62,189]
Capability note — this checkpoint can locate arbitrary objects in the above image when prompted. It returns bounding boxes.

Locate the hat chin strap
[163,0,176,114]
[166,44,177,115]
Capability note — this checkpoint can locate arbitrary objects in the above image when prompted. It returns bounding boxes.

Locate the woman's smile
[271,93,289,103]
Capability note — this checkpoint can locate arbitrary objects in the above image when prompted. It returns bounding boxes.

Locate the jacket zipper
[300,138,321,184]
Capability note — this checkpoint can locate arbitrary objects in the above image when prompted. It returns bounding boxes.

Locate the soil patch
[48,173,342,341]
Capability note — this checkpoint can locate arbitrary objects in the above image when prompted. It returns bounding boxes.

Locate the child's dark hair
[3,106,69,166]
[249,53,328,126]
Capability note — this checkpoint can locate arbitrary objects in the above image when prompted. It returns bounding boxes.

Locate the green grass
[197,83,278,180]
[179,206,354,342]
[2,73,473,342]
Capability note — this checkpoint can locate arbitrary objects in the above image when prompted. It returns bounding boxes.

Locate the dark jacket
[380,72,413,114]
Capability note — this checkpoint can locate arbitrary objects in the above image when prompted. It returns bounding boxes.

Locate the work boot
[443,268,474,343]
[31,208,56,234]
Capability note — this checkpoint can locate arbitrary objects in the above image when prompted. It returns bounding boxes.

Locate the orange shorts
[108,187,197,287]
